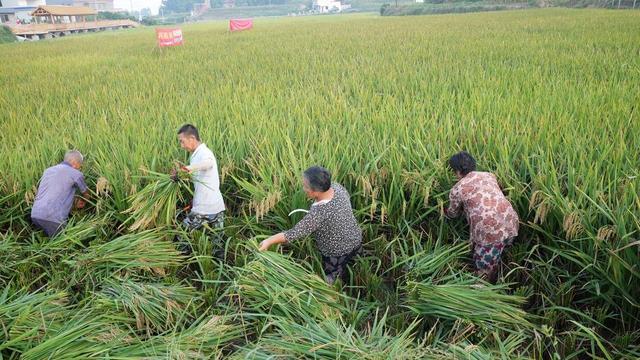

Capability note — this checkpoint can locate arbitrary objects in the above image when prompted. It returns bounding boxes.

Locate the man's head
[302,166,332,199]
[448,151,476,180]
[177,124,201,152]
[64,150,84,170]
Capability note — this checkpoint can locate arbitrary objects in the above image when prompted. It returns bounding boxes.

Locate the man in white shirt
[176,124,226,257]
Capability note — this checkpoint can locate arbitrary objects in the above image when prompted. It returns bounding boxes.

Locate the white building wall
[1,0,45,23]
[313,0,343,12]
[1,0,25,7]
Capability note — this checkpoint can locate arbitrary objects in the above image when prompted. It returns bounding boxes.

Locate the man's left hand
[170,168,179,182]
[75,198,86,209]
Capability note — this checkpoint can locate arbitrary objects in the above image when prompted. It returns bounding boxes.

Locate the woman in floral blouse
[445,151,519,282]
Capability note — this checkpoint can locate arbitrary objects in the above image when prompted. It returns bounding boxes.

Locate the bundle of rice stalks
[2,217,111,290]
[40,214,110,252]
[123,169,192,231]
[65,229,184,283]
[444,341,512,360]
[438,331,532,360]
[404,282,533,333]
[18,309,131,360]
[390,242,469,282]
[105,313,245,359]
[0,287,69,353]
[6,298,240,359]
[95,277,200,334]
[234,311,432,359]
[226,251,352,322]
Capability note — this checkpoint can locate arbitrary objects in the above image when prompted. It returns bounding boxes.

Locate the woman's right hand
[258,238,272,251]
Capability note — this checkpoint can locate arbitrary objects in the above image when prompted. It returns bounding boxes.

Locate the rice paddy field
[1,8,639,359]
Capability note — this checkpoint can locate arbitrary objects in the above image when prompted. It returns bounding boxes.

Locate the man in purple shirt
[31,150,89,237]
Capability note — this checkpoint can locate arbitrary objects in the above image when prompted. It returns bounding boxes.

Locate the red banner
[156,28,183,47]
[229,19,253,32]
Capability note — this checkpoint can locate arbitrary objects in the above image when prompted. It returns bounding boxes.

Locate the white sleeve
[186,158,215,172]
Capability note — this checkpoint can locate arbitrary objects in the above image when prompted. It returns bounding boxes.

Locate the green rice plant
[0,193,27,231]
[566,320,615,360]
[181,229,233,303]
[233,175,282,222]
[0,233,24,286]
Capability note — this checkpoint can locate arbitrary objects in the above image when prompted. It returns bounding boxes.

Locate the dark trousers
[321,245,362,285]
[32,217,63,237]
[179,211,225,258]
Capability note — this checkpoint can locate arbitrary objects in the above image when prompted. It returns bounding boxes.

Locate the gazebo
[7,5,138,39]
[31,5,98,25]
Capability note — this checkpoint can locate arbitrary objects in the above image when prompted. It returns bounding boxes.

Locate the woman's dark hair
[448,151,476,176]
[303,166,332,192]
[177,124,200,141]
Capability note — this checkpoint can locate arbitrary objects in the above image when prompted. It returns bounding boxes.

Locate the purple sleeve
[75,173,88,193]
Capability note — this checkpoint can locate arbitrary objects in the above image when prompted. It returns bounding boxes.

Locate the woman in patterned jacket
[445,151,519,283]
[259,166,362,285]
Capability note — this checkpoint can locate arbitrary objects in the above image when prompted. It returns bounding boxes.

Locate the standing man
[444,151,519,283]
[31,150,89,237]
[176,124,226,255]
